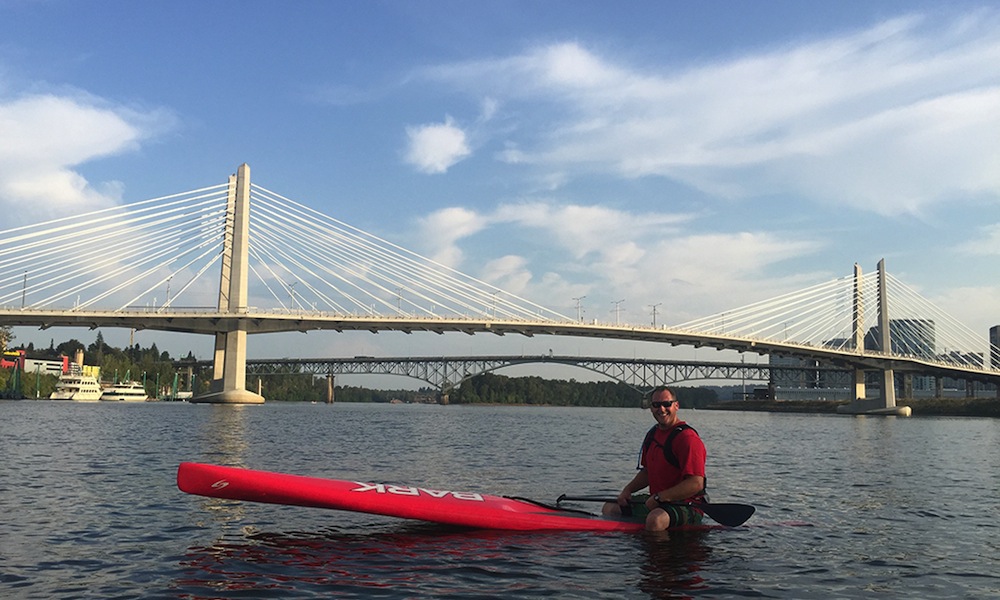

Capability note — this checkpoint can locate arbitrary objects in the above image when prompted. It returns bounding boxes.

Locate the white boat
[50,375,104,402]
[100,381,149,402]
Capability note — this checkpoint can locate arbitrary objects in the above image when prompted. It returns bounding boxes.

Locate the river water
[1,400,998,598]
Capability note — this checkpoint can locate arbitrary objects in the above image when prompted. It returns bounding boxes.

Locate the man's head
[649,386,679,427]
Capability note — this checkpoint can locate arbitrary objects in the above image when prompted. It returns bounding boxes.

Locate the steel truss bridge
[3,163,1000,412]
[234,354,850,391]
[224,354,981,402]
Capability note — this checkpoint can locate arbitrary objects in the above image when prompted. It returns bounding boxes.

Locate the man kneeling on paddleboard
[603,386,707,531]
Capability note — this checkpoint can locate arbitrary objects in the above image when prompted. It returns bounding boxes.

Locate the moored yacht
[100,381,149,402]
[50,375,103,402]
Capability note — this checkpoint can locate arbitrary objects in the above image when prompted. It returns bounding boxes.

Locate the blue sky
[2,1,1000,373]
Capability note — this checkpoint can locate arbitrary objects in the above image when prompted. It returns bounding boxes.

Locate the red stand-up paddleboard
[177,462,645,532]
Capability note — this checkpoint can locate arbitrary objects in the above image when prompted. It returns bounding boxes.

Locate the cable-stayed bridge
[1,164,998,412]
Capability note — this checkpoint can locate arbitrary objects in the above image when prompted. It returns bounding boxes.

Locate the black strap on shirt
[637,423,696,470]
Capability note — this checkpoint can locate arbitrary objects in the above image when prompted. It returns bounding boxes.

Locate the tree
[0,325,13,350]
[55,339,86,358]
[89,332,112,364]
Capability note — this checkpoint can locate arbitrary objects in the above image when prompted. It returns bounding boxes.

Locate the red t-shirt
[639,422,707,499]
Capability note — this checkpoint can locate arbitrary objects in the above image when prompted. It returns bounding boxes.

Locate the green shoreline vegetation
[1,329,996,417]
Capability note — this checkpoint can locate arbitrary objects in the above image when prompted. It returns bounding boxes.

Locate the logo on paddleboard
[351,482,484,501]
[211,479,230,490]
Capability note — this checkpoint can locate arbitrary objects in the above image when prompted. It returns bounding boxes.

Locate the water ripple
[1,402,998,598]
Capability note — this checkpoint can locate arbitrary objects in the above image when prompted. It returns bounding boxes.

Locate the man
[603,386,707,531]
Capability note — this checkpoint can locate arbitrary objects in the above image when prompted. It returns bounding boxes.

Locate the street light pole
[572,296,587,322]
[612,299,625,326]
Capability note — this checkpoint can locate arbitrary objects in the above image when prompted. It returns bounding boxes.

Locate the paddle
[556,494,755,527]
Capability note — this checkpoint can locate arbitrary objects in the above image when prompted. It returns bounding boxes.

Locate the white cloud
[492,202,692,268]
[956,223,1000,256]
[565,229,823,324]
[404,116,471,174]
[479,97,499,122]
[0,92,170,220]
[416,206,488,266]
[481,254,532,294]
[412,199,822,323]
[421,13,1000,215]
[930,285,1000,337]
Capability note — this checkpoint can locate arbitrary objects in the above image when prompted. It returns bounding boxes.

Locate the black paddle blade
[556,495,756,528]
[695,502,755,527]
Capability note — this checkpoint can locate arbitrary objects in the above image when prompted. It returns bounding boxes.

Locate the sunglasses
[650,400,676,409]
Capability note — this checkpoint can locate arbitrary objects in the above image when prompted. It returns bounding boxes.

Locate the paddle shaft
[556,495,755,527]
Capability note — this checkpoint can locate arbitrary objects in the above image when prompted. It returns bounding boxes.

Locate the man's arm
[647,474,705,507]
[616,469,650,504]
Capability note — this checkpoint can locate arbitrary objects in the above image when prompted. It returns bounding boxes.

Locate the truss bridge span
[228,354,856,392]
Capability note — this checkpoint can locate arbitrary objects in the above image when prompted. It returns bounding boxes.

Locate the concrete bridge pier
[837,260,911,416]
[191,163,264,404]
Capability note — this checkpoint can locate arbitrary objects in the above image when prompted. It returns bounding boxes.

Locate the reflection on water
[637,531,712,598]
[200,404,251,466]
[176,521,739,599]
[181,405,254,537]
[177,524,632,599]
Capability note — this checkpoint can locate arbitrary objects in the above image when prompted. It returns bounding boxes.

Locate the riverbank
[707,397,1000,418]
